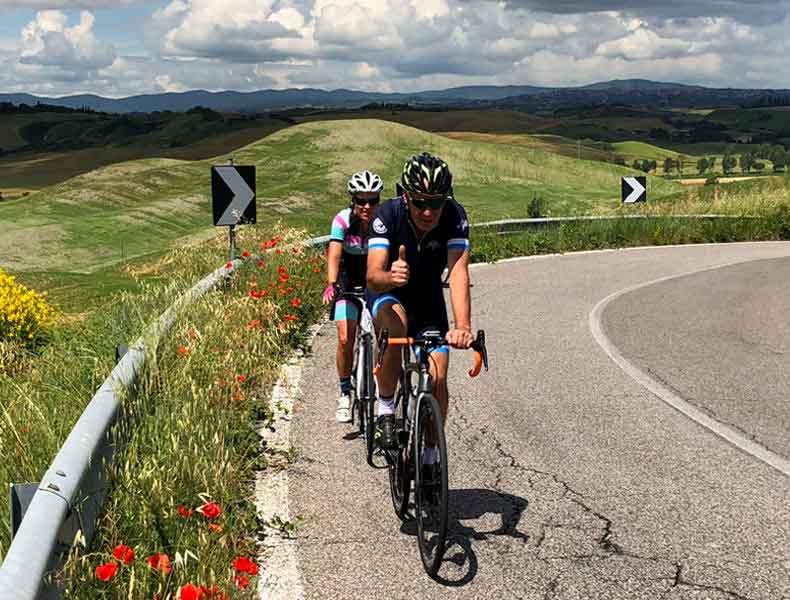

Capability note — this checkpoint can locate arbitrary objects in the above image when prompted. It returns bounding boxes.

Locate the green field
[611,141,687,160]
[0,119,683,279]
[0,110,289,189]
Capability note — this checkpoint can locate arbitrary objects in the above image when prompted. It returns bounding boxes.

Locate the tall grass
[0,224,326,599]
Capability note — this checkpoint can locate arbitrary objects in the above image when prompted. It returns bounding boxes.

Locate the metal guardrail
[472,214,753,235]
[0,261,237,599]
[0,213,750,598]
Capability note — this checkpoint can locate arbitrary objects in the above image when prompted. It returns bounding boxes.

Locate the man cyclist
[323,170,384,422]
[366,152,473,461]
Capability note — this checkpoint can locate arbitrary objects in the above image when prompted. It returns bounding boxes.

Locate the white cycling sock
[377,394,395,417]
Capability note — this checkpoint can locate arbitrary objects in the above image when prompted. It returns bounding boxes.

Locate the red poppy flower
[112,544,135,565]
[292,247,301,254]
[291,298,302,308]
[242,250,251,258]
[275,248,283,255]
[260,289,269,296]
[187,328,198,340]
[197,501,221,519]
[232,556,259,576]
[286,286,294,294]
[277,266,287,274]
[178,505,193,518]
[95,562,118,582]
[279,274,289,283]
[234,575,250,589]
[249,290,260,299]
[179,583,205,600]
[257,260,266,268]
[284,314,299,322]
[147,553,172,574]
[208,523,224,533]
[225,261,233,268]
[279,287,286,296]
[313,267,321,273]
[200,585,223,598]
[178,346,189,356]
[247,319,261,330]
[233,391,244,401]
[237,374,247,383]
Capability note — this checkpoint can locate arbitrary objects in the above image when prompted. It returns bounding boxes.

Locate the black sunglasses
[409,194,447,211]
[353,196,380,206]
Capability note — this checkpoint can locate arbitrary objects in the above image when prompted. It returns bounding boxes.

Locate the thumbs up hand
[390,245,410,287]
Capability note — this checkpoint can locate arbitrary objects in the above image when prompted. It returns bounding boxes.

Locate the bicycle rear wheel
[414,393,448,577]
[388,383,411,519]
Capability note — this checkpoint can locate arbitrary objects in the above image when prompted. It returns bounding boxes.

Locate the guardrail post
[10,483,37,538]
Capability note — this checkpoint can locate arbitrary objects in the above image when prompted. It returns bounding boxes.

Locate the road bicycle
[374,328,489,576]
[334,286,381,466]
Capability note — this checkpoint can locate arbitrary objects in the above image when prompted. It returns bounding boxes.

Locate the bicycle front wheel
[414,393,448,577]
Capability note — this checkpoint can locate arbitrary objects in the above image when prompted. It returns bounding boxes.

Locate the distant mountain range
[2,79,789,114]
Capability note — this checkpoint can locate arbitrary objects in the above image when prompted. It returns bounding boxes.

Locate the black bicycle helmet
[401,152,452,195]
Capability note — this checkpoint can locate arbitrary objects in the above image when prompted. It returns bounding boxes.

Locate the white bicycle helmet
[347,170,384,195]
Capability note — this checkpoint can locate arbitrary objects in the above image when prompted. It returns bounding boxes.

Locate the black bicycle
[375,328,489,576]
[334,286,382,466]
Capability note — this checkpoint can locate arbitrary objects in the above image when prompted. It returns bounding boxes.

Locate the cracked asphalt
[286,242,790,600]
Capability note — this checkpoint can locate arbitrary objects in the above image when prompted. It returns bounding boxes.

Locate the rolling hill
[0,119,682,274]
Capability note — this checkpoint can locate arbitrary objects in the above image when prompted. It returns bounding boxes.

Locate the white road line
[589,261,790,478]
[256,323,322,600]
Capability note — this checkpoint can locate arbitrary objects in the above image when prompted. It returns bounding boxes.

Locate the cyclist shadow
[399,488,529,586]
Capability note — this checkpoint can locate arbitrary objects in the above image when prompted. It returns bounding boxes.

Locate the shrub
[0,267,55,346]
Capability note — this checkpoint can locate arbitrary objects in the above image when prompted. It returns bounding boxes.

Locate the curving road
[284,242,790,600]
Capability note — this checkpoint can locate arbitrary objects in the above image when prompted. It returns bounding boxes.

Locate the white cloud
[595,27,691,60]
[3,0,790,96]
[18,10,116,71]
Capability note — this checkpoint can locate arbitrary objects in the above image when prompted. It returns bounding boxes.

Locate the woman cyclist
[323,170,384,422]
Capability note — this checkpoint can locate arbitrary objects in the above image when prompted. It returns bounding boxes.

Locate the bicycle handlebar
[373,329,489,378]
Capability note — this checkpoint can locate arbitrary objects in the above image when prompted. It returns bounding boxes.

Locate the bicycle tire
[349,337,360,428]
[363,336,377,461]
[388,382,411,519]
[355,332,366,435]
[414,393,449,577]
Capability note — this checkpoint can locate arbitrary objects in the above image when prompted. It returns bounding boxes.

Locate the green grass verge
[59,228,324,598]
[470,211,790,263]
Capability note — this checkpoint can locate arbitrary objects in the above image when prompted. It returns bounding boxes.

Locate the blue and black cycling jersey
[366,195,470,337]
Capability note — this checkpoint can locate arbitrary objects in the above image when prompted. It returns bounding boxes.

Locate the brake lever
[471,329,489,372]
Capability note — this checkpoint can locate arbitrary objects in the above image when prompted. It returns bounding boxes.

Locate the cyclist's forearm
[326,245,341,285]
[367,269,395,293]
[448,268,472,331]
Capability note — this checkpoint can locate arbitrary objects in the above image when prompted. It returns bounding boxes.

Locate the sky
[0,0,789,98]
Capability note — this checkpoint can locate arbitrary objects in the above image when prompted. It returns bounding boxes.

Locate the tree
[753,162,765,173]
[773,151,788,172]
[677,159,684,175]
[696,157,709,175]
[663,157,674,176]
[708,157,717,172]
[722,155,737,175]
[740,153,754,173]
[632,159,642,171]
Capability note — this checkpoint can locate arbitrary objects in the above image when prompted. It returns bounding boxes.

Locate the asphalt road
[288,242,790,600]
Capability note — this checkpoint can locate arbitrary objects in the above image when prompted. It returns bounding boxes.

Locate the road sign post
[211,160,256,263]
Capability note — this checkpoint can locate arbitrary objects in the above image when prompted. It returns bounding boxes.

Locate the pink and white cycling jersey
[329,207,368,288]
